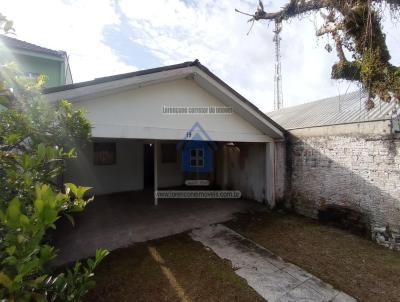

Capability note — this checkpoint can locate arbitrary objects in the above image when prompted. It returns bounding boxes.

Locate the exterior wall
[274,141,286,201]
[16,54,62,87]
[60,79,282,200]
[0,52,64,87]
[64,58,73,85]
[225,143,266,202]
[156,142,184,188]
[64,139,144,195]
[71,79,271,142]
[285,120,400,235]
[215,143,226,188]
[64,139,282,199]
[288,120,392,137]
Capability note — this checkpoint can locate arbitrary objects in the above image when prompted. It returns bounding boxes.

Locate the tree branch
[238,0,399,23]
[240,0,332,22]
[236,0,400,107]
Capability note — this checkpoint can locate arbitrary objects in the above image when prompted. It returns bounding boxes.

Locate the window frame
[93,142,116,166]
[189,148,205,168]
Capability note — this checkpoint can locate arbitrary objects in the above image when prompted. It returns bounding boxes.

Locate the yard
[226,211,400,302]
[84,233,264,302]
[85,209,400,302]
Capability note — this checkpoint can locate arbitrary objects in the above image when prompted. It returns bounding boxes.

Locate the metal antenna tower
[273,20,283,111]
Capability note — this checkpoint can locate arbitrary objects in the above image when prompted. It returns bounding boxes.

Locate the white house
[44,60,285,207]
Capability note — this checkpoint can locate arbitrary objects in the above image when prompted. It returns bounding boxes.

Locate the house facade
[0,34,72,87]
[44,60,285,207]
[43,59,400,252]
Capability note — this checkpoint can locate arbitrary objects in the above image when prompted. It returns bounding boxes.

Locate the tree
[237,0,400,109]
[0,16,107,301]
[0,13,13,35]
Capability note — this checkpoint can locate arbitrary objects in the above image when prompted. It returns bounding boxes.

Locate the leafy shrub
[0,62,107,300]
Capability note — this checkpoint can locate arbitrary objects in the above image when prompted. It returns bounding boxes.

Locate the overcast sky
[2,0,399,112]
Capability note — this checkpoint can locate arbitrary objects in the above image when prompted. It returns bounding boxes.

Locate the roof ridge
[44,60,200,94]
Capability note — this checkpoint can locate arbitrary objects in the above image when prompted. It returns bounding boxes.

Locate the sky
[2,0,399,112]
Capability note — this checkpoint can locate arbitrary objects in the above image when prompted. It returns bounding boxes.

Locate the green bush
[0,62,108,300]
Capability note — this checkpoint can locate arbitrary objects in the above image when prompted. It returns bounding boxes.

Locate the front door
[143,143,154,188]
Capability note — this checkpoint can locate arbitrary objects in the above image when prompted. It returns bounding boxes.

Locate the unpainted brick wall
[286,132,400,233]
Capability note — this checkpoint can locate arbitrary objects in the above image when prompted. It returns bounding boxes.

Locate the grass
[85,233,264,302]
[226,210,400,302]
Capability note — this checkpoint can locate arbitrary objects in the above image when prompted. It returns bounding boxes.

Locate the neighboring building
[269,91,400,250]
[44,60,285,206]
[0,34,72,87]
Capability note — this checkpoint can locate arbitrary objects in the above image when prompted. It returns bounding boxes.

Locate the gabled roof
[0,34,65,57]
[44,61,197,94]
[268,91,396,130]
[43,60,285,139]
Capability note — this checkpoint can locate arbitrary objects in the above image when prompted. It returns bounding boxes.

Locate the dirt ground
[85,233,264,302]
[226,210,400,302]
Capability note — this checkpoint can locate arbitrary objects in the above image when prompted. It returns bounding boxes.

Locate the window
[161,143,177,163]
[93,142,116,165]
[189,148,204,168]
[24,72,40,79]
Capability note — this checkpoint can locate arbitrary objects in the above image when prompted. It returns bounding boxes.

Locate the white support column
[265,142,276,207]
[154,141,158,206]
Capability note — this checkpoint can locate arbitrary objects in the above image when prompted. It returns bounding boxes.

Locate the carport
[44,60,285,261]
[45,60,285,205]
[53,190,265,265]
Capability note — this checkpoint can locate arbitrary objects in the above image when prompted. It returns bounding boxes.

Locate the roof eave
[10,47,65,61]
[44,60,284,139]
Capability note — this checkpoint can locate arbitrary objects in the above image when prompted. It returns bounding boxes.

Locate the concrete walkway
[191,224,356,302]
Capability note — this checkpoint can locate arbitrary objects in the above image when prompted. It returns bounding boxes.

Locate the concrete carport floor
[52,190,265,266]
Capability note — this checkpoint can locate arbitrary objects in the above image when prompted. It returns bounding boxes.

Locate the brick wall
[285,121,400,235]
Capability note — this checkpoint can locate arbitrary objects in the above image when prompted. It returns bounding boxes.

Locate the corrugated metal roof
[267,91,397,130]
[0,34,65,57]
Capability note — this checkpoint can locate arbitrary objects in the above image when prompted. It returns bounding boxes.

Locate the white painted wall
[215,143,226,188]
[60,78,279,197]
[64,139,143,195]
[156,142,184,188]
[64,138,276,200]
[225,143,266,203]
[72,79,271,142]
